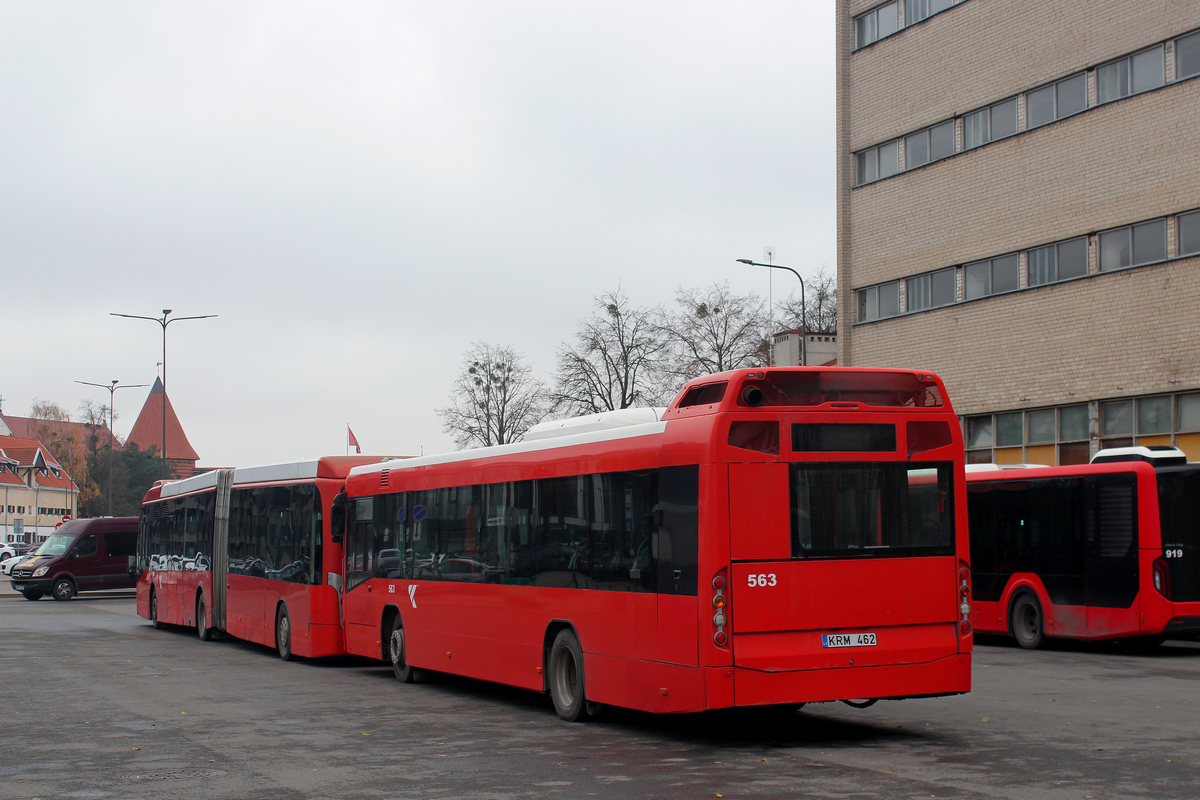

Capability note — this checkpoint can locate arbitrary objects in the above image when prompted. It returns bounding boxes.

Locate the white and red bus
[966,447,1200,648]
[136,456,380,658]
[338,367,973,719]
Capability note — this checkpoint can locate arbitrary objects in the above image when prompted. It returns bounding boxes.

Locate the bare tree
[776,264,837,334]
[438,342,547,449]
[661,282,769,387]
[28,400,100,510]
[551,288,670,415]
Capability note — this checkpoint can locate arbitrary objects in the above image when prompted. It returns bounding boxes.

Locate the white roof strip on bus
[232,459,321,485]
[159,470,219,497]
[351,419,670,478]
[158,459,324,498]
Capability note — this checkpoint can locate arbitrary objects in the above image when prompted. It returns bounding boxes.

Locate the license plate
[822,632,877,648]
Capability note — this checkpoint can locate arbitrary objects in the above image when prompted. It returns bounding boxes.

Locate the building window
[906,267,956,311]
[1101,399,1133,447]
[1179,394,1200,431]
[1026,73,1087,129]
[855,1,899,48]
[995,412,1023,447]
[962,98,1017,150]
[1179,210,1200,257]
[1138,396,1172,435]
[1178,30,1200,81]
[1099,218,1167,270]
[1057,405,1090,464]
[856,141,898,185]
[963,253,1019,299]
[1027,409,1056,444]
[1027,236,1088,286]
[905,121,955,169]
[905,0,957,25]
[1097,46,1165,103]
[856,281,900,322]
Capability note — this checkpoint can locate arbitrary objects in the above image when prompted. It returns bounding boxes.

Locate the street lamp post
[737,259,806,366]
[111,309,217,478]
[76,379,149,515]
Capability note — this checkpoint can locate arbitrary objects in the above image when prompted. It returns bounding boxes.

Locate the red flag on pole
[348,427,361,454]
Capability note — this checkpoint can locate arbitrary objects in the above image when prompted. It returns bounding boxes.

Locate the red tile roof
[125,378,200,462]
[1,415,118,449]
[0,435,79,492]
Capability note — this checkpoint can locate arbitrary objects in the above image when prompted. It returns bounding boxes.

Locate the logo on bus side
[408,584,418,609]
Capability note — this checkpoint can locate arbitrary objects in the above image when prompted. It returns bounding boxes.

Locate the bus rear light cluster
[958,561,972,635]
[712,573,728,647]
[1153,557,1171,599]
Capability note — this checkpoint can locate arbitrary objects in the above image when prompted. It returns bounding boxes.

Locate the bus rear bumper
[1162,617,1200,638]
[731,652,971,707]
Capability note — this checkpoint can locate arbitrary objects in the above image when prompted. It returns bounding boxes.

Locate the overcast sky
[2,1,834,466]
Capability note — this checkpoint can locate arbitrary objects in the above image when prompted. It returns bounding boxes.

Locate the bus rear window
[739,371,943,408]
[791,462,954,558]
[679,382,727,407]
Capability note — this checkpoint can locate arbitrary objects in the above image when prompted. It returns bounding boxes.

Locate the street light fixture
[76,379,149,515]
[737,259,807,366]
[111,309,217,478]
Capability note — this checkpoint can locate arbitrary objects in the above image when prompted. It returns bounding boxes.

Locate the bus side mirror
[331,490,347,544]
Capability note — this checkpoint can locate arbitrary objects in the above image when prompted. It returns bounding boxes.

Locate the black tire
[549,629,589,722]
[276,605,293,661]
[149,589,162,629]
[51,577,75,602]
[21,589,43,601]
[197,595,212,641]
[1010,592,1045,650]
[389,616,415,683]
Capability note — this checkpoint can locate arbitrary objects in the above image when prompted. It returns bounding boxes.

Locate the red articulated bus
[338,367,973,719]
[966,446,1200,648]
[136,456,381,658]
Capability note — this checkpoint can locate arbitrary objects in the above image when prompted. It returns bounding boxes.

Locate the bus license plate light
[822,632,877,648]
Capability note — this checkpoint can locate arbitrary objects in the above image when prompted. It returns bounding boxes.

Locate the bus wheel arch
[275,601,293,661]
[545,623,589,722]
[1008,590,1046,650]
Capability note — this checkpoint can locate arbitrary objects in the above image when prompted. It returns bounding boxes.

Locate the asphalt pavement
[2,591,1199,799]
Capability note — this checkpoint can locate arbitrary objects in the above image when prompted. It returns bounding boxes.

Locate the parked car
[0,541,32,561]
[1,553,27,576]
[9,518,138,601]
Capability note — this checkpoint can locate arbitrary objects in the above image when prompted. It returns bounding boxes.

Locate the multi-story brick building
[837,0,1200,464]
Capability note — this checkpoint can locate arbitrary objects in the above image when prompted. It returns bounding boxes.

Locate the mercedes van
[9,517,138,601]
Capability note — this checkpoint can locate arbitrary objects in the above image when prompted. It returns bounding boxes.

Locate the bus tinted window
[739,371,943,408]
[228,485,321,585]
[790,462,954,557]
[1157,466,1200,602]
[347,466,698,596]
[967,473,1137,608]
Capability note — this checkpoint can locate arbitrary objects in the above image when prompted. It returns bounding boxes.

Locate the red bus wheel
[149,589,162,629]
[549,629,588,722]
[197,595,212,641]
[1010,593,1045,650]
[389,617,414,683]
[276,605,293,661]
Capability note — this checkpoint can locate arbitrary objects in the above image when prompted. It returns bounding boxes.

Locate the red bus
[136,456,379,658]
[338,367,973,719]
[966,447,1200,648]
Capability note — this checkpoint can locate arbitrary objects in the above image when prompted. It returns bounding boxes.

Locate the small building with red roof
[125,378,200,479]
[0,435,80,544]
